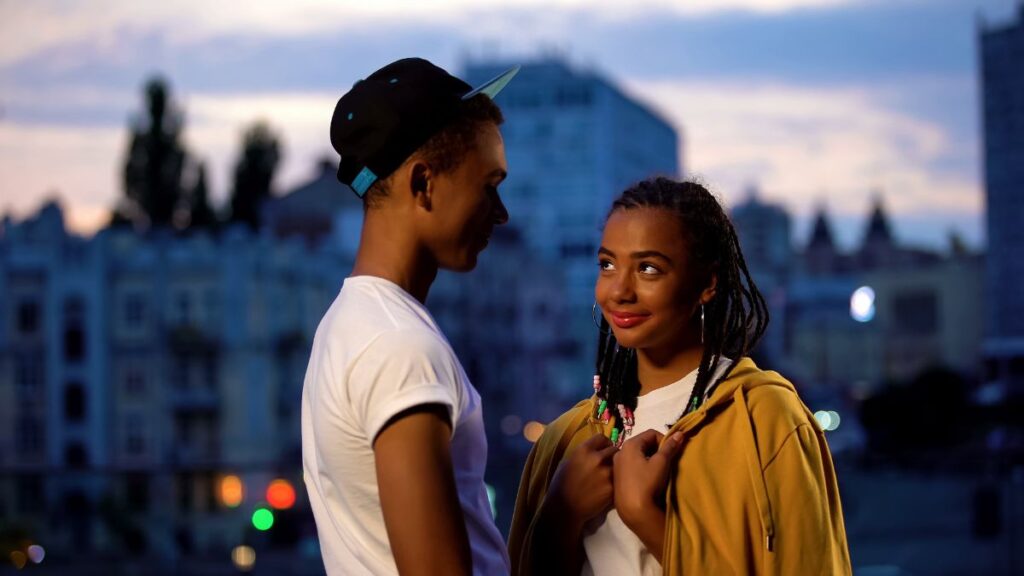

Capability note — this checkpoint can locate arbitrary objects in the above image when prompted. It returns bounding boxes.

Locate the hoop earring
[592,302,603,328]
[700,304,705,344]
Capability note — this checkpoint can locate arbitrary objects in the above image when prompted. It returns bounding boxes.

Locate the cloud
[626,78,983,247]
[0,121,125,233]
[185,91,339,201]
[0,0,863,66]
[0,90,340,232]
[2,78,983,249]
[1,0,1005,248]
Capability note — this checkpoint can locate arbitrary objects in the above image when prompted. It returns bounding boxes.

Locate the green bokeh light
[252,507,275,531]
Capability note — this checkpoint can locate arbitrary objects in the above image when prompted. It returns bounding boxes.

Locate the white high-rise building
[462,57,680,387]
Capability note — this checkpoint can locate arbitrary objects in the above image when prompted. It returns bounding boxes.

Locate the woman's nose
[609,270,636,303]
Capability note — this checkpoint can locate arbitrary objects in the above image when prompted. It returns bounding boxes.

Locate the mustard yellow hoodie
[508,357,852,575]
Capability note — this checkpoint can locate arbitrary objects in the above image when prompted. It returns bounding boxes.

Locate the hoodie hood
[666,356,798,435]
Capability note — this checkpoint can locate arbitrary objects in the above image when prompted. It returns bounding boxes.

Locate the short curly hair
[363,95,504,207]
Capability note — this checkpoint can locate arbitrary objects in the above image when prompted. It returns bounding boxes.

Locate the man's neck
[351,209,438,304]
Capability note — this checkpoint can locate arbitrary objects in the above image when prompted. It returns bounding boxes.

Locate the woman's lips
[609,311,651,329]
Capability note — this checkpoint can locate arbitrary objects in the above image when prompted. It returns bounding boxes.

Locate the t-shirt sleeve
[348,329,464,443]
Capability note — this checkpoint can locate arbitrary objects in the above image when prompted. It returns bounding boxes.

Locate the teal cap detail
[351,166,378,196]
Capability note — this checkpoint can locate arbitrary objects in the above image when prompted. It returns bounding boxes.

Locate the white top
[581,357,733,576]
[301,275,510,576]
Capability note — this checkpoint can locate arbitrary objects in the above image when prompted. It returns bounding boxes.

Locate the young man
[301,58,519,575]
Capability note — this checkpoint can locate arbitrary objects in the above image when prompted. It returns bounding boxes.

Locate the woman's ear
[699,272,718,306]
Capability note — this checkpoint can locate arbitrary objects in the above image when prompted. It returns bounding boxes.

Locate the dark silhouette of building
[980,4,1024,396]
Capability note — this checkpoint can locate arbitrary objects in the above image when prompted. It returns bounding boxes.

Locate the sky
[0,0,1019,250]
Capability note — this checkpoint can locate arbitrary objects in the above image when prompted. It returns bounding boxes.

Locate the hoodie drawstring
[734,387,776,552]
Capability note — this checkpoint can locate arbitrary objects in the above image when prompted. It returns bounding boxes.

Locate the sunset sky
[0,0,1018,249]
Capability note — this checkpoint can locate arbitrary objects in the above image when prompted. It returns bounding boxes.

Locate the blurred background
[1,0,1022,574]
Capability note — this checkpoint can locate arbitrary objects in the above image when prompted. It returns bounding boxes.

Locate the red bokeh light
[266,479,296,510]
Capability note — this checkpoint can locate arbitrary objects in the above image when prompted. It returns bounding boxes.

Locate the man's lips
[609,311,652,329]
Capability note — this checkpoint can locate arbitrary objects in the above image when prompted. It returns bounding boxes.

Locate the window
[203,357,217,390]
[126,414,145,456]
[892,291,938,336]
[65,442,89,469]
[63,298,86,362]
[14,355,43,407]
[556,86,592,107]
[124,292,146,329]
[178,473,194,511]
[173,357,190,390]
[560,242,595,259]
[15,416,43,457]
[16,300,40,335]
[125,367,146,397]
[16,474,44,514]
[63,326,85,361]
[63,295,86,358]
[126,473,150,511]
[203,289,220,330]
[174,291,192,326]
[64,383,86,422]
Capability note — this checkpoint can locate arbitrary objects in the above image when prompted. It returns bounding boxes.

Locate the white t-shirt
[581,357,733,576]
[301,275,510,576]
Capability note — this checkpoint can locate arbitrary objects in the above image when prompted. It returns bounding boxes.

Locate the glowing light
[231,545,256,572]
[252,507,275,531]
[10,551,27,570]
[850,286,876,322]
[827,411,841,431]
[500,414,523,436]
[266,479,296,510]
[523,421,546,443]
[220,475,244,508]
[814,410,833,431]
[485,483,497,520]
[26,545,44,564]
[814,410,842,432]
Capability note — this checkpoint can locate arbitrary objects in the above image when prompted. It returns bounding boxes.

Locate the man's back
[301,275,508,575]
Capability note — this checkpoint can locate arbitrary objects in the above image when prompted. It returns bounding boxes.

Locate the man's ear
[409,160,432,211]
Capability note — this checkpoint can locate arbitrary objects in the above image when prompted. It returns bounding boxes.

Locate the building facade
[462,57,681,390]
[0,202,350,560]
[980,5,1024,394]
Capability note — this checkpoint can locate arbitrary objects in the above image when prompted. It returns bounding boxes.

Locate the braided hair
[594,177,769,441]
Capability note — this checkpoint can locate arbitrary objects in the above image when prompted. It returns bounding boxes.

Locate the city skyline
[1,0,1019,249]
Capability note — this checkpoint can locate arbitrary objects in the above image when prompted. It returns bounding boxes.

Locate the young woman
[508,177,852,575]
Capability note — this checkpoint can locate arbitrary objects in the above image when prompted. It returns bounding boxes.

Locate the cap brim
[462,65,521,100]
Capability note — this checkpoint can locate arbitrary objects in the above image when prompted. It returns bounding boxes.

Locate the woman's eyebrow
[630,250,672,263]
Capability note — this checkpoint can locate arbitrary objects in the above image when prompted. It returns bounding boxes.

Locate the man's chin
[443,253,479,273]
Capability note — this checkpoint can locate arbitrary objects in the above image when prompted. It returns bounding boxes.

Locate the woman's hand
[612,429,684,562]
[546,432,618,523]
[529,433,617,575]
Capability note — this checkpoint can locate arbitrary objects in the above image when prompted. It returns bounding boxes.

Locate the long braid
[593,177,770,436]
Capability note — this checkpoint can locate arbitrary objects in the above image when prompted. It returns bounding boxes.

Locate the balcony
[172,443,220,468]
[168,325,221,353]
[172,387,220,412]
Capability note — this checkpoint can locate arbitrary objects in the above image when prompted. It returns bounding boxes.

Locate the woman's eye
[639,263,660,275]
[599,260,615,271]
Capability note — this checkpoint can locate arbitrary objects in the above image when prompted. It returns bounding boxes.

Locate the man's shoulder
[361,325,450,361]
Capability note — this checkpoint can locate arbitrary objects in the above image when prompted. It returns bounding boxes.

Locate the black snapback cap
[330,58,519,197]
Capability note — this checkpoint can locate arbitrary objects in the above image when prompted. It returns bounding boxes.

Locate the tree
[187,162,219,231]
[229,122,280,230]
[119,76,188,229]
